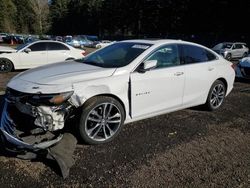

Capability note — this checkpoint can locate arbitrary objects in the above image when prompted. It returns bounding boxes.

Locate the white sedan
[96,40,115,48]
[0,40,85,72]
[0,40,235,151]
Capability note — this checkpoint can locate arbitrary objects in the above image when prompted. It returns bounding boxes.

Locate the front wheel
[0,58,13,73]
[242,52,248,58]
[205,80,226,111]
[79,96,125,145]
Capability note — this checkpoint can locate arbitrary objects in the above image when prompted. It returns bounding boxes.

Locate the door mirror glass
[24,48,31,53]
[138,60,157,73]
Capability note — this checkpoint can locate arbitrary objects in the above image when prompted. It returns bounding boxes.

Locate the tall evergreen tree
[0,0,17,33]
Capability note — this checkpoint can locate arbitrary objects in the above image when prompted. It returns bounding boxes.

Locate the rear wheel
[205,80,226,111]
[0,58,13,73]
[243,52,248,58]
[225,53,232,61]
[79,96,125,145]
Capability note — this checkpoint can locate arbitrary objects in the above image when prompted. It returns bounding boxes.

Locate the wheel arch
[81,93,127,120]
[217,77,228,94]
[206,77,228,101]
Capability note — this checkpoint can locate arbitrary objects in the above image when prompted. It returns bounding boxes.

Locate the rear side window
[29,43,46,51]
[234,44,243,49]
[180,44,216,64]
[47,42,69,50]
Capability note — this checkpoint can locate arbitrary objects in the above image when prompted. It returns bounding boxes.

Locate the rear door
[179,44,218,107]
[47,42,71,63]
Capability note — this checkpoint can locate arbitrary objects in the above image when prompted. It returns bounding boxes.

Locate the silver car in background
[212,42,249,61]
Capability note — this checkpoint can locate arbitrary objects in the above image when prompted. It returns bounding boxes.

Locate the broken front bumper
[0,90,74,152]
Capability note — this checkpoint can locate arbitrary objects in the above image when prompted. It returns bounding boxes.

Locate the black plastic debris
[47,133,77,179]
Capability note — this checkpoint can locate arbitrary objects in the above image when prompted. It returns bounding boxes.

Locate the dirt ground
[0,71,250,187]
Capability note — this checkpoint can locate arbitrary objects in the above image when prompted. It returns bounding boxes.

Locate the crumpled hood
[11,60,116,85]
[0,46,16,53]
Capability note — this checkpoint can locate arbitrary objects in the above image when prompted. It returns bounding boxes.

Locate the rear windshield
[213,43,233,50]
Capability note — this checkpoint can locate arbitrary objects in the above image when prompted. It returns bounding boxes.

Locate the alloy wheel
[0,59,12,73]
[85,103,122,142]
[210,83,225,109]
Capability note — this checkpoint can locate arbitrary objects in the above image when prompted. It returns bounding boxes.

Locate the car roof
[121,39,209,47]
[222,42,246,45]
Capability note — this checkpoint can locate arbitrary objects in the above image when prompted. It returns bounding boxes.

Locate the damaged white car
[0,39,235,153]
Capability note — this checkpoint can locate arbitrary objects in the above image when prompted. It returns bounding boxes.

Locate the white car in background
[212,42,249,60]
[0,40,85,72]
[96,40,115,48]
[0,39,235,151]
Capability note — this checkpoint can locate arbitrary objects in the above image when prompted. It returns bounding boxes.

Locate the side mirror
[138,60,157,73]
[24,48,31,53]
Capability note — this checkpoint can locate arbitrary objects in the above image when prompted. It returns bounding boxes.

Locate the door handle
[174,72,184,76]
[208,67,214,71]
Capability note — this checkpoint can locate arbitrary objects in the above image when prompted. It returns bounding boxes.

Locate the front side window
[28,43,46,51]
[181,44,216,64]
[80,42,152,68]
[147,44,180,68]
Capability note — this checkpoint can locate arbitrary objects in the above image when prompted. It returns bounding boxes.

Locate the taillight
[231,63,237,70]
[81,51,86,56]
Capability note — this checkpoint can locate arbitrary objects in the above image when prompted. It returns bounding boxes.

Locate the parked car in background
[0,33,8,42]
[0,40,85,72]
[80,35,99,48]
[55,36,63,42]
[96,40,115,48]
[235,56,250,79]
[65,36,81,48]
[3,34,25,44]
[212,42,249,60]
[79,39,93,48]
[64,35,72,42]
[24,35,39,44]
[0,39,235,153]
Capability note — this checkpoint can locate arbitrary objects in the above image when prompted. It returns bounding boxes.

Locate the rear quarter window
[180,44,217,64]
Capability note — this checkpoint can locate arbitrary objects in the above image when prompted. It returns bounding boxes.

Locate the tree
[31,0,50,34]
[0,0,17,33]
[49,0,70,34]
[13,0,35,34]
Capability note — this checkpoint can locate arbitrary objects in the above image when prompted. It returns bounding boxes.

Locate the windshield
[79,42,152,68]
[15,43,30,51]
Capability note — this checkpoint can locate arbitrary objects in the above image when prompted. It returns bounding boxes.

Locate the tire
[243,52,248,58]
[205,80,226,111]
[0,58,13,73]
[79,96,125,145]
[225,53,232,61]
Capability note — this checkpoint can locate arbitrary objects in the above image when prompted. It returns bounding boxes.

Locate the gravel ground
[0,70,250,187]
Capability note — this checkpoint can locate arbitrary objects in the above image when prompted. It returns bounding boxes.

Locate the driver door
[130,44,185,118]
[19,42,48,68]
